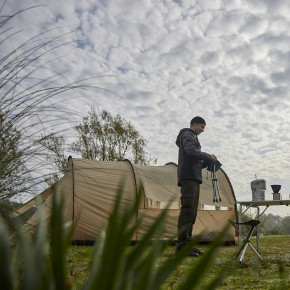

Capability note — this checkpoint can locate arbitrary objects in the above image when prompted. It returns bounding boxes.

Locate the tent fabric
[134,163,235,208]
[13,157,236,242]
[138,209,235,241]
[199,168,236,207]
[134,164,180,202]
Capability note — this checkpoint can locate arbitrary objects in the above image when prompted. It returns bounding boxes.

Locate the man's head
[190,116,206,135]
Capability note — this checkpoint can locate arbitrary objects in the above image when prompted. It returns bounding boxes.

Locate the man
[176,116,217,257]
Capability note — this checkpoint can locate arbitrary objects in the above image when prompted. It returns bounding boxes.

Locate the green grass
[66,235,290,289]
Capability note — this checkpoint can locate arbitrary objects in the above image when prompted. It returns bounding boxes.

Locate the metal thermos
[251,179,266,201]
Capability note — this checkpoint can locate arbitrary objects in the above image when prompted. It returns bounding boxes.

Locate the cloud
[2,0,290,216]
[271,69,290,84]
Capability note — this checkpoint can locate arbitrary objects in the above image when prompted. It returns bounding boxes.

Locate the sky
[2,0,290,217]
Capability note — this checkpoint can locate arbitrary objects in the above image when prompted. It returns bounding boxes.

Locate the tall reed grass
[0,3,105,210]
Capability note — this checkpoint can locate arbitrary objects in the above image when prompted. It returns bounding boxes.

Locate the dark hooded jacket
[176,128,212,186]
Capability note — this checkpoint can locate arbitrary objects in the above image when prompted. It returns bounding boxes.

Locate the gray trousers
[177,179,200,247]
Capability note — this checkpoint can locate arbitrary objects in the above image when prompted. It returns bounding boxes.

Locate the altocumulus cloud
[2,0,290,216]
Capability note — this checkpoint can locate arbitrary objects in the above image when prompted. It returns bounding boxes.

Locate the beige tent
[14,157,236,243]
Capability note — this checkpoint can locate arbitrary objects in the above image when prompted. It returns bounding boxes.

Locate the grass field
[66,235,290,289]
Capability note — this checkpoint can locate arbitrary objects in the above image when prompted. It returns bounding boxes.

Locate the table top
[236,200,290,206]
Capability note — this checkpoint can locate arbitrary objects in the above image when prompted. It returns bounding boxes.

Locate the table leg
[238,203,242,247]
[257,206,260,253]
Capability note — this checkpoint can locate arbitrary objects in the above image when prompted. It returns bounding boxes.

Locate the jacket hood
[176,128,196,147]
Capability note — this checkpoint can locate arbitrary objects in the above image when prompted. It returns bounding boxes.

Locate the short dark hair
[190,116,206,126]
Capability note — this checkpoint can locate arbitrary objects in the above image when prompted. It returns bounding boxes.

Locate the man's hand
[211,154,217,162]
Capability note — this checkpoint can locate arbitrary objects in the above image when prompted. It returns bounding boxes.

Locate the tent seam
[123,159,139,242]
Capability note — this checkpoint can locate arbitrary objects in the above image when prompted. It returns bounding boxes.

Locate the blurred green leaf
[0,183,229,290]
[0,217,14,290]
[178,224,231,290]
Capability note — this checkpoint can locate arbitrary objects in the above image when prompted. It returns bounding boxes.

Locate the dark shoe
[193,248,204,255]
[189,250,199,257]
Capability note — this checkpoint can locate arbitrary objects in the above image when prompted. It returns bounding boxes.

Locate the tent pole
[70,157,75,222]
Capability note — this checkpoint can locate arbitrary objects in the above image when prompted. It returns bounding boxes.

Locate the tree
[38,107,157,185]
[70,107,157,165]
[259,213,284,235]
[0,111,26,201]
[37,133,68,185]
[281,216,290,235]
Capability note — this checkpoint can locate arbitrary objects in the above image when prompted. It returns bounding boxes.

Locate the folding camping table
[235,199,290,251]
